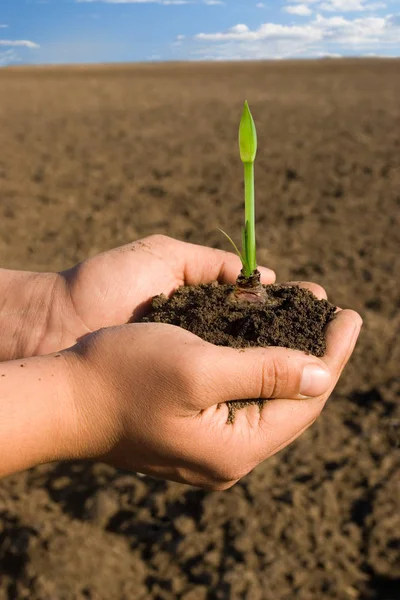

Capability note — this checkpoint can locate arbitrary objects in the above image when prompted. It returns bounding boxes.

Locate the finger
[142,235,276,285]
[242,309,362,463]
[258,266,277,285]
[320,309,363,384]
[191,344,332,410]
[203,313,363,407]
[281,281,328,300]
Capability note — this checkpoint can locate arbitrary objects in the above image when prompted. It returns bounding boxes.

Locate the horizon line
[1,55,398,71]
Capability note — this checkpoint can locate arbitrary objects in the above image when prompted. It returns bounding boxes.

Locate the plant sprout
[239,100,257,277]
[220,101,258,277]
[220,101,267,303]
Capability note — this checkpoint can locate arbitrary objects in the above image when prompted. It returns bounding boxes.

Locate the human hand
[61,307,362,490]
[3,235,273,360]
[35,235,276,356]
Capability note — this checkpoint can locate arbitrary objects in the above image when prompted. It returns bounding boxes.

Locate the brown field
[0,59,399,600]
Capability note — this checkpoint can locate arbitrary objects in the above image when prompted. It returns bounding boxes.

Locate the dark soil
[143,281,335,354]
[0,60,399,600]
[142,281,336,422]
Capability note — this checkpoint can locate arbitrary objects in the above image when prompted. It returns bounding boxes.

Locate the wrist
[0,269,59,361]
[0,268,89,361]
[61,339,123,463]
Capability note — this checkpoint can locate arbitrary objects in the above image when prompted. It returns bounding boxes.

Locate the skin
[0,235,362,488]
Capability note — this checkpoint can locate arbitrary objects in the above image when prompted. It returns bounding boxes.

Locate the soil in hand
[142,281,336,421]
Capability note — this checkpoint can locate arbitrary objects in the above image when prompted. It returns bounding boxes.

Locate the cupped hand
[62,307,362,490]
[40,235,276,354]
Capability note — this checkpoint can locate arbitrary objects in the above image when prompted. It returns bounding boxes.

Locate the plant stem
[244,161,256,275]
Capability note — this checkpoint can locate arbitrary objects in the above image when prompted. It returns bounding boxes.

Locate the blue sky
[1,0,399,66]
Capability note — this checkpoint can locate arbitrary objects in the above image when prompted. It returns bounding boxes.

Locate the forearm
[0,352,76,477]
[0,269,61,361]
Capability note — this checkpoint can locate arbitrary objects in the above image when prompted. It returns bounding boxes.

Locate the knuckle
[260,354,291,398]
[179,354,200,389]
[312,283,327,299]
[173,353,208,405]
[145,233,171,246]
[182,352,216,403]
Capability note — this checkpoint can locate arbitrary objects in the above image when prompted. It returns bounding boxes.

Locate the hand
[3,235,273,361]
[62,307,362,490]
[37,235,276,355]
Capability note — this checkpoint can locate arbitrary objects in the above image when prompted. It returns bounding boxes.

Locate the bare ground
[0,59,399,600]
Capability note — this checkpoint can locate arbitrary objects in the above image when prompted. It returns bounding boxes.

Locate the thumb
[195,345,332,408]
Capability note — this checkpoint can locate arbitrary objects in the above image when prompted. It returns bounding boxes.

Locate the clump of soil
[142,280,336,422]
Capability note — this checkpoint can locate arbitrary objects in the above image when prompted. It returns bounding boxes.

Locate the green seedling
[220,101,267,303]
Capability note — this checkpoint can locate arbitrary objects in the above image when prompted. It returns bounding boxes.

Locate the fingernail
[300,365,331,397]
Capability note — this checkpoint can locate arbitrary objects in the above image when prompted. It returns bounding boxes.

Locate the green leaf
[217,228,244,265]
[239,101,257,164]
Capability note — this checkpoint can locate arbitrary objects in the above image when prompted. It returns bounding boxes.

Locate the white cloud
[191,13,400,59]
[173,33,186,45]
[318,0,386,11]
[284,4,313,16]
[229,24,250,34]
[0,40,40,48]
[203,1,225,5]
[196,22,321,42]
[256,2,265,7]
[0,34,39,66]
[286,0,385,8]
[311,51,342,56]
[313,13,397,44]
[388,14,400,27]
[0,49,21,66]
